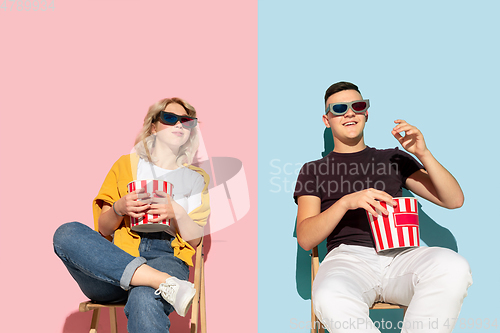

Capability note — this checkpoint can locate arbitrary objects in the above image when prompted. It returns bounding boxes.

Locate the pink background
[0,1,257,332]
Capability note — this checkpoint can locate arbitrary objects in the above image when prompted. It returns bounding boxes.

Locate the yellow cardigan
[92,153,210,266]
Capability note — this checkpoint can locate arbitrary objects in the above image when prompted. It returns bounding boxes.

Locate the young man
[294,82,472,333]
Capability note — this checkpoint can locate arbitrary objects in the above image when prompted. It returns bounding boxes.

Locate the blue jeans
[53,222,189,333]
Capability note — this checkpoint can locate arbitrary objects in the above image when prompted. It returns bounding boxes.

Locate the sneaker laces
[154,280,179,304]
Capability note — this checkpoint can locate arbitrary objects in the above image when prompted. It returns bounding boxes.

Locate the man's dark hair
[324,81,361,104]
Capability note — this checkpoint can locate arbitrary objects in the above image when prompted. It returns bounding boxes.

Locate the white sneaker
[155,276,196,317]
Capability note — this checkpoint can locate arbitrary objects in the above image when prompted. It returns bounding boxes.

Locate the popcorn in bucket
[366,197,420,252]
[127,180,174,232]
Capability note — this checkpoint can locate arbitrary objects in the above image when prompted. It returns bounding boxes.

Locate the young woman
[53,97,210,333]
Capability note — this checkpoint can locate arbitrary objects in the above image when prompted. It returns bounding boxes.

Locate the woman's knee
[53,222,88,255]
[53,222,86,245]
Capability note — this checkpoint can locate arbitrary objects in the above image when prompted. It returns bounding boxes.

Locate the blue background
[258,1,500,332]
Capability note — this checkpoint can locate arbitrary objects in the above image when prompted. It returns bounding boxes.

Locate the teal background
[258,1,500,332]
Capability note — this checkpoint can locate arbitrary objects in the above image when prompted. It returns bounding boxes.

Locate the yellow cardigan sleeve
[170,164,211,266]
[92,154,141,257]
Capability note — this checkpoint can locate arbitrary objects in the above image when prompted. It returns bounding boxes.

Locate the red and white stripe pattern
[127,180,173,231]
[366,197,420,252]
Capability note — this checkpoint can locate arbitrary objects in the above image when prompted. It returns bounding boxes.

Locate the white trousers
[312,245,472,333]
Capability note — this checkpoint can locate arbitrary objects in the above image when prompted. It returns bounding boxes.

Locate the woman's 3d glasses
[325,99,370,116]
[157,111,198,129]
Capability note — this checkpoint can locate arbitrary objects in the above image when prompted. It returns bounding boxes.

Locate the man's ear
[322,114,331,128]
[365,111,369,122]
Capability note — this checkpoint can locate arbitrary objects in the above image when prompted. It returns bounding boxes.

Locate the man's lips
[343,121,357,126]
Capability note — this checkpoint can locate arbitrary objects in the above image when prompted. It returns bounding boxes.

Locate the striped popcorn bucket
[127,180,174,232]
[366,197,420,252]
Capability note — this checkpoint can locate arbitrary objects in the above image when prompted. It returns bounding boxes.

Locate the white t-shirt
[136,158,204,234]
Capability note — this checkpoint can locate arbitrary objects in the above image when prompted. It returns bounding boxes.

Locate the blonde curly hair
[134,97,199,167]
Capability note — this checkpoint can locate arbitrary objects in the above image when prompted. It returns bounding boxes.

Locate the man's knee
[313,277,371,318]
[442,251,472,294]
[423,248,473,296]
[433,248,471,277]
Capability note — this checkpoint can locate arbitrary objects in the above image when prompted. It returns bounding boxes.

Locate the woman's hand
[392,119,429,158]
[114,188,152,218]
[148,191,201,245]
[338,188,397,218]
[147,190,179,222]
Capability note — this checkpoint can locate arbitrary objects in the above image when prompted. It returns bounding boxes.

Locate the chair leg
[311,248,325,333]
[191,239,204,333]
[89,308,101,333]
[311,253,315,333]
[200,257,207,333]
[191,276,200,333]
[191,286,200,333]
[317,316,325,332]
[109,307,118,333]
